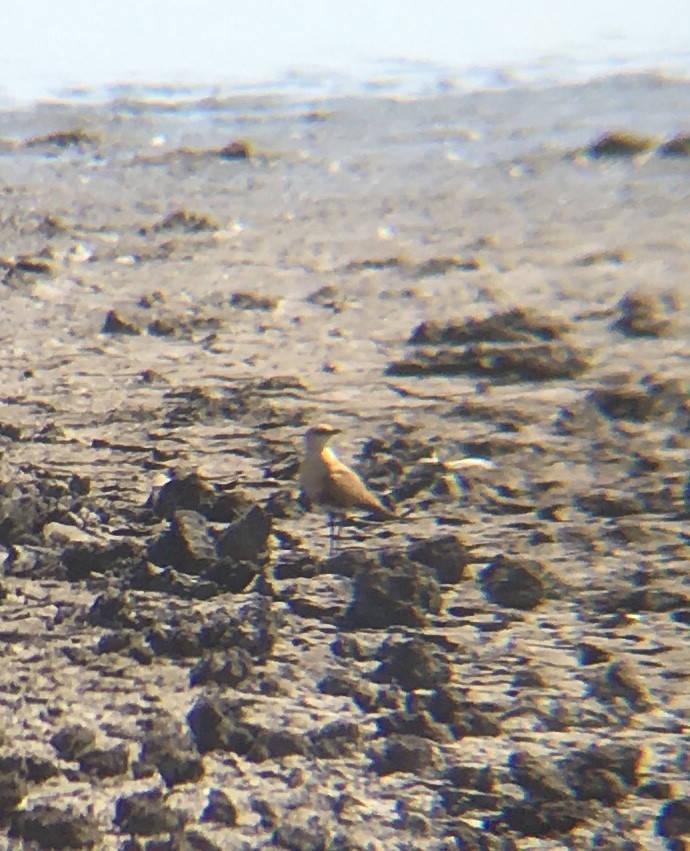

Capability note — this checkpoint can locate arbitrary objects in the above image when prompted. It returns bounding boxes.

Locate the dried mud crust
[0,88,689,849]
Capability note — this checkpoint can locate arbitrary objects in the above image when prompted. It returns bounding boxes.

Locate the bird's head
[304,423,340,452]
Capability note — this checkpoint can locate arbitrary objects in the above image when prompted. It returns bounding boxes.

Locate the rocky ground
[0,76,689,849]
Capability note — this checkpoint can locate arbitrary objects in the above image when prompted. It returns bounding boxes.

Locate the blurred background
[2,0,690,103]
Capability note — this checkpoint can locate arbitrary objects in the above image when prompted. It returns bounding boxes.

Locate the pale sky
[1,0,689,97]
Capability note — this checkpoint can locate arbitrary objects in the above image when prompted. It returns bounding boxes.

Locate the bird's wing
[322,460,394,516]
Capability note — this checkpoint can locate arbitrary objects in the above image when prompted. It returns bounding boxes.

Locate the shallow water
[3,0,690,105]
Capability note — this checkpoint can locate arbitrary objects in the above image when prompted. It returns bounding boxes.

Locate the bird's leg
[328,513,336,556]
[334,514,342,550]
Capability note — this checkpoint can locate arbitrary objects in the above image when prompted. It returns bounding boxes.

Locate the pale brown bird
[299,423,395,553]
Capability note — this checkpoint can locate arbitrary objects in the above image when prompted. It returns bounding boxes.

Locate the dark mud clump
[658,134,690,156]
[611,291,673,337]
[9,805,101,849]
[25,128,99,151]
[582,131,657,158]
[388,308,588,380]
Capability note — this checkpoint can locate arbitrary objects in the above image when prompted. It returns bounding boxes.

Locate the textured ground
[0,75,689,850]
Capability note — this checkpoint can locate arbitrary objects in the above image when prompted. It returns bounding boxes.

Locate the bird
[299,423,395,554]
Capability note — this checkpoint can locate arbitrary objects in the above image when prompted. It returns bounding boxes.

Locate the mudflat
[0,74,689,849]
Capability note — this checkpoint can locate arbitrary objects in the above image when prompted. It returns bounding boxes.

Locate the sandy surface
[0,73,689,849]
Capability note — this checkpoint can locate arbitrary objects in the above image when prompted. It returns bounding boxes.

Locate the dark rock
[67,473,91,496]
[570,768,630,804]
[50,725,96,761]
[0,754,59,786]
[611,292,670,337]
[330,634,369,660]
[656,799,690,839]
[189,648,253,687]
[393,463,454,502]
[78,744,129,779]
[480,555,546,610]
[24,755,60,783]
[147,318,177,337]
[353,683,393,714]
[0,421,22,441]
[508,751,573,801]
[658,135,690,156]
[113,789,184,836]
[158,831,223,851]
[286,594,343,621]
[341,556,441,629]
[9,804,100,849]
[371,638,451,691]
[576,643,611,666]
[102,309,141,335]
[317,673,354,696]
[272,824,330,851]
[386,341,588,381]
[187,696,259,755]
[64,540,143,582]
[376,710,450,742]
[216,504,272,562]
[0,770,27,815]
[251,798,277,828]
[218,139,255,159]
[511,666,546,690]
[0,478,71,547]
[156,751,204,789]
[3,544,66,580]
[444,763,495,793]
[200,789,238,826]
[320,549,377,578]
[265,488,303,518]
[306,284,344,310]
[586,661,651,710]
[151,209,218,233]
[147,623,204,658]
[575,250,628,266]
[577,490,644,517]
[204,557,258,593]
[600,587,688,614]
[588,375,687,423]
[407,534,470,583]
[230,292,279,311]
[125,561,220,599]
[272,553,318,579]
[638,780,674,799]
[502,799,587,836]
[86,591,138,629]
[147,510,216,573]
[589,387,661,422]
[564,741,642,791]
[584,132,656,158]
[26,128,98,149]
[345,255,409,272]
[137,730,204,789]
[412,255,481,277]
[672,609,690,626]
[409,308,567,345]
[12,256,54,275]
[446,820,504,850]
[152,474,251,522]
[421,687,502,737]
[370,735,440,776]
[246,730,310,762]
[198,598,278,661]
[309,720,361,759]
